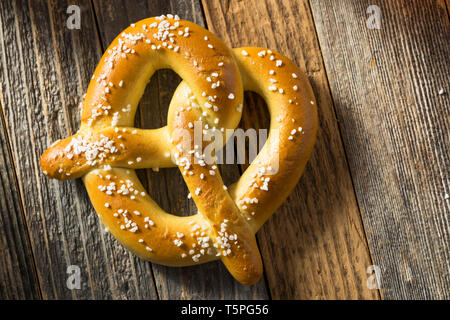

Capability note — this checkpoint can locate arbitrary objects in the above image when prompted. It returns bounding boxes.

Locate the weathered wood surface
[309,0,450,299]
[0,101,41,299]
[0,0,448,300]
[202,0,379,299]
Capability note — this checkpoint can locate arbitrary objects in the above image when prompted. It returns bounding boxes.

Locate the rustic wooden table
[0,0,448,300]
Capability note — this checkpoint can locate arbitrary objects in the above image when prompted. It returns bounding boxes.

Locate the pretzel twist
[40,15,318,285]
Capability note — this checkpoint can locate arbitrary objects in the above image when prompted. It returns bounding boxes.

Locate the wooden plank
[0,102,41,299]
[0,0,159,299]
[202,0,379,299]
[91,0,269,299]
[309,0,450,299]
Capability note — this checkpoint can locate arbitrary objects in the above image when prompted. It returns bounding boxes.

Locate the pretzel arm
[228,48,318,233]
[80,17,242,132]
[41,127,175,180]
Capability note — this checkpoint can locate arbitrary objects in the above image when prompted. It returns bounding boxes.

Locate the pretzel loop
[41,16,318,285]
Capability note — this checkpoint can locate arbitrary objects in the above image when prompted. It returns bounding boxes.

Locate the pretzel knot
[40,15,318,285]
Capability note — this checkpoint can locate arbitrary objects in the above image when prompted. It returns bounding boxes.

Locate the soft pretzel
[41,15,318,285]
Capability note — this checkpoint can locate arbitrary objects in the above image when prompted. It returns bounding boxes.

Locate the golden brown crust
[169,103,263,284]
[80,17,242,132]
[40,16,317,286]
[229,47,318,232]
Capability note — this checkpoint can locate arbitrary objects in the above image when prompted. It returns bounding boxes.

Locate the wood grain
[1,0,447,300]
[309,0,450,299]
[0,99,41,299]
[91,0,269,300]
[0,0,159,299]
[202,0,379,299]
